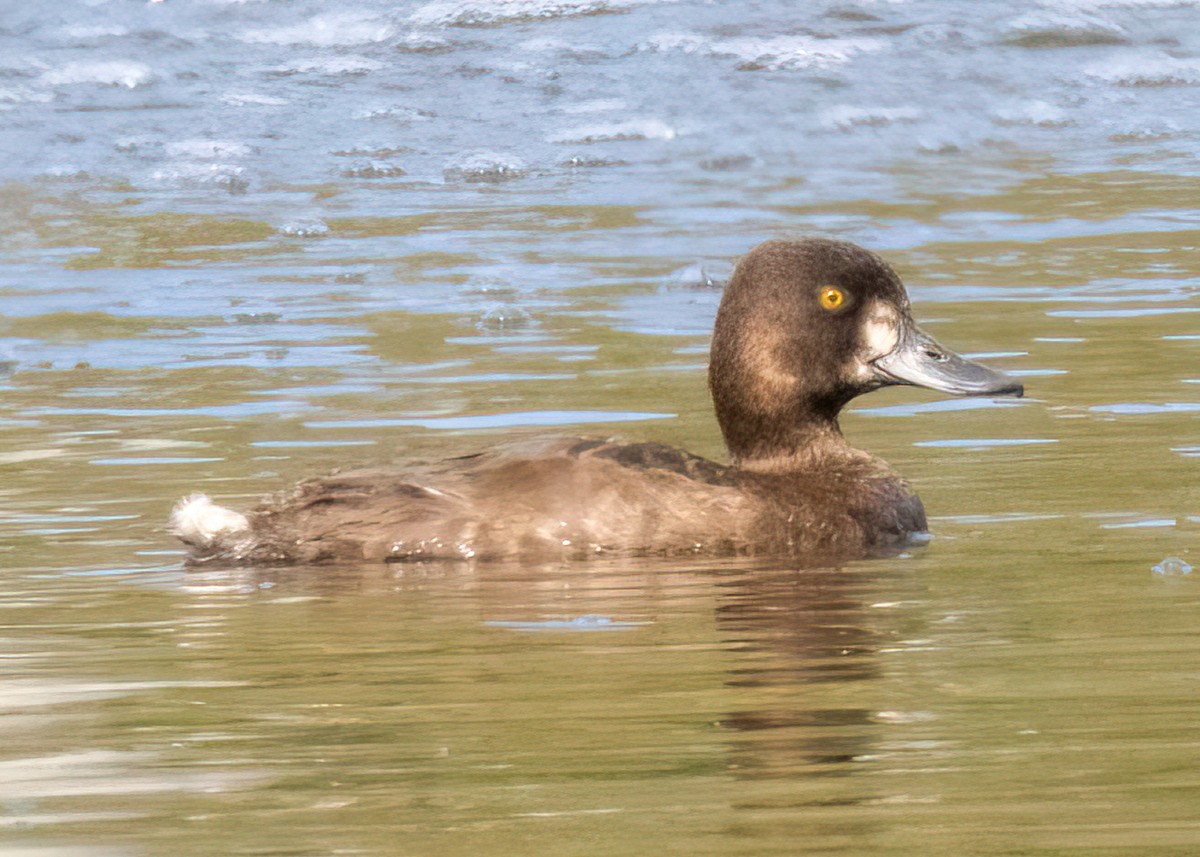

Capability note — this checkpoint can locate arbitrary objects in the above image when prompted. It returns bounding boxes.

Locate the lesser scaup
[172,238,1022,565]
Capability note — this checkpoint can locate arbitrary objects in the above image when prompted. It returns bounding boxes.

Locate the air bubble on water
[559,155,626,168]
[476,305,534,332]
[341,162,407,178]
[444,152,529,183]
[666,261,732,290]
[354,106,436,122]
[1151,556,1193,577]
[461,278,519,299]
[278,220,330,237]
[151,163,250,193]
[395,33,453,54]
[549,118,675,144]
[232,312,282,325]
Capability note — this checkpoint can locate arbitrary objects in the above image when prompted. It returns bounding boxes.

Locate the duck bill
[871,325,1024,397]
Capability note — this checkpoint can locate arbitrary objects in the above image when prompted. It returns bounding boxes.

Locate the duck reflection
[173,554,924,792]
[712,564,912,781]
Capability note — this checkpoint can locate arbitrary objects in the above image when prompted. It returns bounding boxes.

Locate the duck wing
[179,437,757,565]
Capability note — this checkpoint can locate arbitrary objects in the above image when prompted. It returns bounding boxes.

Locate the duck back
[175,437,924,566]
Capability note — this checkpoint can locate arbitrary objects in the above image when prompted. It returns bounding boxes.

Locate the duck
[171,237,1023,566]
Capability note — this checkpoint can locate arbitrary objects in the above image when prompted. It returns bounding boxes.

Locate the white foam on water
[549,118,676,144]
[643,32,882,71]
[1002,9,1127,40]
[820,105,923,131]
[1047,0,1197,8]
[272,56,387,75]
[444,152,529,183]
[0,85,53,105]
[220,92,290,107]
[238,12,397,46]
[354,106,435,122]
[42,60,153,88]
[721,35,882,70]
[62,24,130,39]
[1086,56,1200,86]
[149,162,249,190]
[164,140,254,160]
[411,0,660,27]
[640,32,708,54]
[992,100,1072,126]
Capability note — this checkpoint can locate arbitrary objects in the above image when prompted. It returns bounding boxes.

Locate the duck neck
[729,417,858,474]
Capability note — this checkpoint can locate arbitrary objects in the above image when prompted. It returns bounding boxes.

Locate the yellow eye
[818,286,845,311]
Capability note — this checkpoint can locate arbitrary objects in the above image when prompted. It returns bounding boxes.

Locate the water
[2,0,1200,854]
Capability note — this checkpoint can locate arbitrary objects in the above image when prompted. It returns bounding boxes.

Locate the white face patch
[854,300,902,379]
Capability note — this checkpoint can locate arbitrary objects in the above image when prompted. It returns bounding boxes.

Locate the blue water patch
[491,345,600,355]
[64,563,183,578]
[931,513,1064,525]
[855,398,1028,418]
[306,410,675,430]
[1102,518,1176,530]
[403,373,579,385]
[250,440,376,448]
[89,457,225,466]
[248,383,385,398]
[485,615,649,633]
[963,351,1027,360]
[915,438,1058,449]
[1090,402,1200,415]
[1047,308,1200,319]
[25,401,312,419]
[0,513,139,526]
[444,336,550,347]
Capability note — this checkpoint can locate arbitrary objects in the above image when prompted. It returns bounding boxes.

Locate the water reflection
[713,567,895,782]
[6,517,1200,854]
[173,558,920,791]
[0,673,263,832]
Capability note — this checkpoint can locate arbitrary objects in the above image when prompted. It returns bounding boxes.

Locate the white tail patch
[170,494,250,548]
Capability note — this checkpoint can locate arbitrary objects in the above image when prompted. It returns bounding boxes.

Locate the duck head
[709,238,1023,468]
